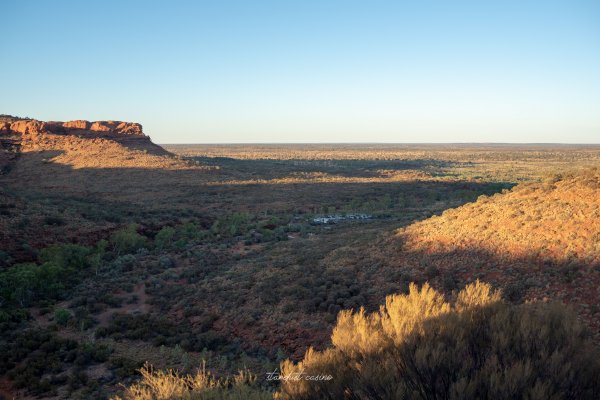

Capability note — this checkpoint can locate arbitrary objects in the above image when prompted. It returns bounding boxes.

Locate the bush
[39,244,93,270]
[154,226,176,250]
[54,308,71,326]
[0,242,105,308]
[278,281,600,400]
[159,255,175,269]
[111,224,147,255]
[0,262,67,306]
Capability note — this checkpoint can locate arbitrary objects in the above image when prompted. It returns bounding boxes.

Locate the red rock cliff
[4,119,145,137]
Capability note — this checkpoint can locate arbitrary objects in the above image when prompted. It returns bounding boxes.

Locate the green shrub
[110,224,147,255]
[39,244,93,270]
[89,239,108,274]
[178,222,209,241]
[158,255,175,268]
[54,308,71,326]
[0,243,103,308]
[0,262,67,306]
[278,281,600,400]
[154,226,176,249]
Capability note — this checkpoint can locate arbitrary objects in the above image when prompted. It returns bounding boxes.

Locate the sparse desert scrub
[400,169,600,265]
[2,140,599,399]
[277,281,600,400]
[166,144,600,182]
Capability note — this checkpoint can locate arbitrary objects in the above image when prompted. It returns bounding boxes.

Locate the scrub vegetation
[1,130,599,399]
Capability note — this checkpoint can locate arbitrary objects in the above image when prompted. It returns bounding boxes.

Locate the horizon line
[159,142,600,146]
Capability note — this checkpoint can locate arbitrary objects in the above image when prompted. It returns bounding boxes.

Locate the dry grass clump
[277,281,600,400]
[113,362,272,400]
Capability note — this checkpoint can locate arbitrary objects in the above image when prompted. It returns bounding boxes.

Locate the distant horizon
[160,142,600,146]
[3,114,599,145]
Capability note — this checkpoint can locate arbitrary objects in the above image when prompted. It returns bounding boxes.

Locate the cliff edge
[0,115,189,171]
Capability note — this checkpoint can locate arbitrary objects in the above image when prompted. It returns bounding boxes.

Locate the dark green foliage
[110,223,148,255]
[0,328,111,395]
[0,243,102,308]
[0,262,68,307]
[96,314,229,353]
[154,226,175,249]
[39,244,93,270]
[54,308,71,326]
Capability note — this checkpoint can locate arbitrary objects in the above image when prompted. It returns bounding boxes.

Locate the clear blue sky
[1,0,599,143]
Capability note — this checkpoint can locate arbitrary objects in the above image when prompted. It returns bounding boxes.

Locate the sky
[1,1,599,143]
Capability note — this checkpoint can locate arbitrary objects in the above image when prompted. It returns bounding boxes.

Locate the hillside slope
[0,117,205,261]
[391,168,600,336]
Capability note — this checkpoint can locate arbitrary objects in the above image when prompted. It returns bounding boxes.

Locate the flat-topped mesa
[3,119,145,137]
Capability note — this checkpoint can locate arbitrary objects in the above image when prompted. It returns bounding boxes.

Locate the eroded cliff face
[3,119,145,137]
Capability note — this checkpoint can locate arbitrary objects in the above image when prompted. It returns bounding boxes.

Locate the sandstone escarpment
[3,118,145,137]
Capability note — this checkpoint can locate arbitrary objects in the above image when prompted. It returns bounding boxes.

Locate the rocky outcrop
[115,122,143,135]
[89,121,114,132]
[0,117,175,160]
[4,119,146,137]
[8,120,46,135]
[63,120,90,130]
[88,121,143,135]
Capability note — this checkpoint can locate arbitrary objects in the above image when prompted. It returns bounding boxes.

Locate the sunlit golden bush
[277,281,600,400]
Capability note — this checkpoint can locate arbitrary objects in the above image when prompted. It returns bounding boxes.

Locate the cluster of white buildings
[312,213,372,224]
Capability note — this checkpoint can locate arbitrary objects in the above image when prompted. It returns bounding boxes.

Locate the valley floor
[1,143,599,399]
